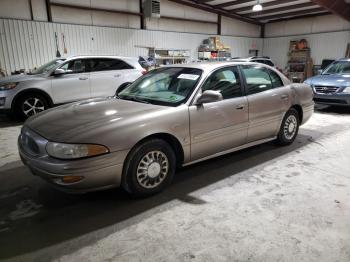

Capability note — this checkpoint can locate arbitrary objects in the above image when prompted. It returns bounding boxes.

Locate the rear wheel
[14,93,49,120]
[276,108,300,146]
[122,139,176,197]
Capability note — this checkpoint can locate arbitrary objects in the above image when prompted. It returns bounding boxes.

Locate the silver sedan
[18,62,314,196]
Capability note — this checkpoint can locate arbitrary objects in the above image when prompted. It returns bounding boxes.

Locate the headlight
[0,82,18,91]
[46,142,109,159]
[342,87,350,93]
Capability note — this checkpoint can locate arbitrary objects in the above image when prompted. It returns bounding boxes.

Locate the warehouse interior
[0,0,350,261]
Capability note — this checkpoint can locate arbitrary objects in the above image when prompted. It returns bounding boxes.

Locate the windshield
[31,59,66,75]
[118,67,202,106]
[322,61,350,75]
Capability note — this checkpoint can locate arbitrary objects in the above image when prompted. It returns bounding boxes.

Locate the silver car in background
[304,58,350,106]
[18,62,314,196]
[0,55,144,119]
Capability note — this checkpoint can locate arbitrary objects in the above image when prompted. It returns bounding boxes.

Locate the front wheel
[276,108,300,146]
[14,93,49,120]
[122,139,176,197]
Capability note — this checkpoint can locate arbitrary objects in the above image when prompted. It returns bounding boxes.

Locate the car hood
[0,74,46,85]
[25,97,164,142]
[306,74,350,87]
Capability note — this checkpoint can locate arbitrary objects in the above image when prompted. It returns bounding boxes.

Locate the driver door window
[202,67,243,99]
[60,59,86,74]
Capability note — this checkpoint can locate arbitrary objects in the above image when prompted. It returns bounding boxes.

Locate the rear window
[252,59,274,67]
[264,60,274,67]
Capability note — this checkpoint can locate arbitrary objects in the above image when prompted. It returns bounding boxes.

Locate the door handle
[114,74,121,78]
[79,77,88,80]
[235,105,244,110]
[281,95,289,100]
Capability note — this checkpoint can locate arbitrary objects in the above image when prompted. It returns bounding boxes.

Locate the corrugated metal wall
[0,18,263,75]
[263,31,350,68]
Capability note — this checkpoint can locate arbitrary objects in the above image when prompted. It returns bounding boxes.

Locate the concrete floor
[0,106,349,262]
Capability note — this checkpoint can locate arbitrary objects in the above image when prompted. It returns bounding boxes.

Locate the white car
[0,55,145,119]
[231,56,275,67]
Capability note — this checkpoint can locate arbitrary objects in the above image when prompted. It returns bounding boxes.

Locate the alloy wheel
[22,97,45,117]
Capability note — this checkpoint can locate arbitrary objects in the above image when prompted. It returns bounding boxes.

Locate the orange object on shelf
[297,39,308,50]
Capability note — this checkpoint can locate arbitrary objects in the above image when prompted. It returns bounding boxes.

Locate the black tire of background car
[122,139,176,197]
[14,93,49,120]
[276,108,300,146]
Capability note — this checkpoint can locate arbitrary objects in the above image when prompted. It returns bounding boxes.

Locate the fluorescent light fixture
[252,0,263,12]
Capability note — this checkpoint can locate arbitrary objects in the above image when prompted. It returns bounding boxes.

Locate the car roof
[165,61,261,73]
[164,61,290,84]
[231,57,271,61]
[66,55,139,61]
[337,58,350,62]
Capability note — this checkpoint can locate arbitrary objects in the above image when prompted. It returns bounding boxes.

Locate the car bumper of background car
[19,141,129,193]
[0,89,16,110]
[313,93,350,106]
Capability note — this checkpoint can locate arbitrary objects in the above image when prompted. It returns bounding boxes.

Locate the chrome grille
[314,86,339,94]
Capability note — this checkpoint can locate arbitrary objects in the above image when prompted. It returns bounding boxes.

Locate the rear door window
[89,58,134,72]
[59,59,86,74]
[267,69,284,88]
[241,65,274,95]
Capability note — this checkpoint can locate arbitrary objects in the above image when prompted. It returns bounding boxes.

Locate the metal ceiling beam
[46,0,52,22]
[247,3,319,17]
[168,0,261,25]
[232,0,300,13]
[266,11,331,23]
[214,0,254,9]
[195,0,216,2]
[311,0,350,22]
[257,7,326,21]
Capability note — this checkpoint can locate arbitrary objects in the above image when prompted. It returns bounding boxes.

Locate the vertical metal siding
[0,18,263,75]
[263,31,350,68]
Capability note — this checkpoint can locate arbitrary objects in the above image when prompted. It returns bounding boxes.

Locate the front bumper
[313,93,350,106]
[0,89,16,110]
[18,136,129,193]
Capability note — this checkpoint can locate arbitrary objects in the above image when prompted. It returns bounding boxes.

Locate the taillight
[141,69,148,75]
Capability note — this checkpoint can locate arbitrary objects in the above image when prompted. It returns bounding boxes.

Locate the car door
[240,65,291,143]
[51,59,91,104]
[88,58,137,98]
[189,66,249,161]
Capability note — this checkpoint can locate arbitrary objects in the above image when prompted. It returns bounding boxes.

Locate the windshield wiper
[119,95,150,104]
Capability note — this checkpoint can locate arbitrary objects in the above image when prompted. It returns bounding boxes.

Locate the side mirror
[195,90,223,105]
[53,68,65,76]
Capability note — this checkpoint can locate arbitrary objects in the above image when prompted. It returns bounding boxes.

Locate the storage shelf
[155,56,189,59]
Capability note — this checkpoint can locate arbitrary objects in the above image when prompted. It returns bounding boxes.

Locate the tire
[14,93,49,120]
[276,108,300,146]
[122,139,176,197]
